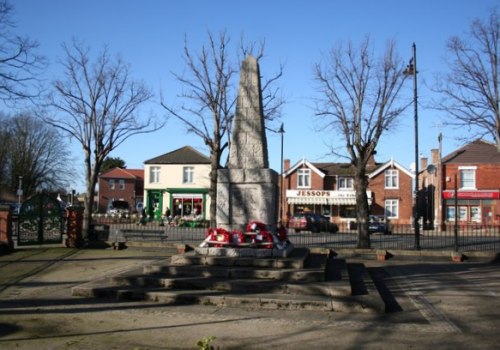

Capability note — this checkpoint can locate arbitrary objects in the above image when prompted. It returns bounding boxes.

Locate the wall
[369,166,413,225]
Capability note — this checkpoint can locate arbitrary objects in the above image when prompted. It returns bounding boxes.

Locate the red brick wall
[98,178,138,213]
[369,167,413,225]
[443,164,500,190]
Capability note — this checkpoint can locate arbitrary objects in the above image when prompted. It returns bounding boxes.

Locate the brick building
[420,139,500,227]
[97,168,144,213]
[282,157,414,227]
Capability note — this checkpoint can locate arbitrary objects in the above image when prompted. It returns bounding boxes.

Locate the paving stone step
[71,249,391,314]
[167,247,310,269]
[142,264,326,282]
[108,274,354,297]
[72,283,381,313]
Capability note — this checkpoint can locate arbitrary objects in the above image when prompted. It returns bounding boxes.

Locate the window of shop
[471,206,481,222]
[385,199,399,218]
[339,205,356,218]
[385,169,398,189]
[459,206,468,221]
[297,169,311,188]
[322,205,331,216]
[149,166,160,184]
[459,167,476,189]
[173,195,203,218]
[338,177,354,190]
[294,204,314,215]
[183,166,194,184]
[446,206,455,221]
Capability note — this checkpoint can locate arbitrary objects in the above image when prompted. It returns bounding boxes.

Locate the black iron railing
[88,216,500,252]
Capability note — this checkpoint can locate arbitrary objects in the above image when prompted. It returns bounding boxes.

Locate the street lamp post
[404,43,420,250]
[278,123,285,227]
[17,176,23,214]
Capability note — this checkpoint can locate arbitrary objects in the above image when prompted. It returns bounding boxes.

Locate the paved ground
[0,246,499,349]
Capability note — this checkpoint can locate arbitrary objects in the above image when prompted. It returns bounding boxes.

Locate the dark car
[368,215,391,234]
[289,213,339,233]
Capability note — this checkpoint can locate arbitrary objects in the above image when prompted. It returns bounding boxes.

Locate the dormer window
[297,169,311,188]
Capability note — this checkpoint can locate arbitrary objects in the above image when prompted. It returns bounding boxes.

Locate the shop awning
[286,190,372,206]
[287,197,329,205]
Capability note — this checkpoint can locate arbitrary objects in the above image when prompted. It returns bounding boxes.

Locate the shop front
[286,190,373,224]
[166,188,209,226]
[442,190,499,225]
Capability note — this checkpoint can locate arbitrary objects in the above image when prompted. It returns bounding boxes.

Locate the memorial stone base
[216,168,279,232]
[195,241,294,258]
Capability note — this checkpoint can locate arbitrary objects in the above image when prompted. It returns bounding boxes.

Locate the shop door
[146,190,163,221]
[482,207,492,225]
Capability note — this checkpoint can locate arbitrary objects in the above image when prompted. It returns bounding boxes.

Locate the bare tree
[0,0,45,104]
[313,38,409,248]
[0,112,72,198]
[434,10,500,151]
[162,31,284,227]
[45,40,163,239]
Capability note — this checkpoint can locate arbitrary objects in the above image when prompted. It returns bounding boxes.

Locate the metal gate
[17,193,64,245]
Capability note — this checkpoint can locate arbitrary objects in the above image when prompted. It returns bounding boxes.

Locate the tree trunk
[354,163,371,249]
[209,146,220,228]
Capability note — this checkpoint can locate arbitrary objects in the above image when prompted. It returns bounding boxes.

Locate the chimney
[367,153,376,168]
[420,157,428,172]
[284,159,291,172]
[431,149,440,165]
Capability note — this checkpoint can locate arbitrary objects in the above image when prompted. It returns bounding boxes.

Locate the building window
[119,179,125,190]
[446,206,455,221]
[149,166,160,184]
[385,199,399,219]
[339,205,356,218]
[471,207,481,222]
[297,169,311,188]
[338,177,354,190]
[459,206,468,221]
[459,167,476,189]
[108,179,115,190]
[183,166,194,184]
[385,169,399,189]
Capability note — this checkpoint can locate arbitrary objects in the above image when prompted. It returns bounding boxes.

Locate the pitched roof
[144,145,210,165]
[442,139,500,164]
[368,159,414,179]
[284,159,384,177]
[284,159,325,178]
[100,167,144,180]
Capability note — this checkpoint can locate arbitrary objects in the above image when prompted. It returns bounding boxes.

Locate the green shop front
[145,188,209,226]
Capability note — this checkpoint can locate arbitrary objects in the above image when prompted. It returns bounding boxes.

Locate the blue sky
[10,0,499,192]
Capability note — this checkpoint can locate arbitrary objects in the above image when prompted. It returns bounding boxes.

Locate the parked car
[107,200,130,217]
[288,213,339,233]
[368,215,391,234]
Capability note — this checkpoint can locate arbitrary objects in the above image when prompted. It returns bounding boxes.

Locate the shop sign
[288,190,357,199]
[442,190,500,199]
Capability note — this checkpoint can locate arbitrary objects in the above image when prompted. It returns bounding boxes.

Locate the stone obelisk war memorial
[216,55,279,232]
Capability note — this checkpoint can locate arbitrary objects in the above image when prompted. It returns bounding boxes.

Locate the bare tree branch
[433,10,500,151]
[45,39,163,238]
[0,0,46,105]
[313,37,409,248]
